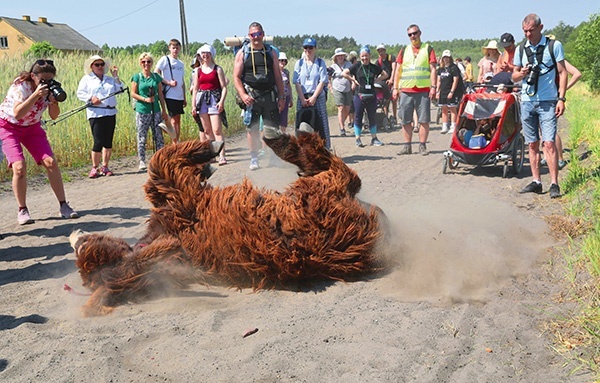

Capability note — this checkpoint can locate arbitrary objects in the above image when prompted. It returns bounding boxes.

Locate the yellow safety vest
[400,44,431,89]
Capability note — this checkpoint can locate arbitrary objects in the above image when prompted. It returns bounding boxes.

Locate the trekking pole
[148,86,157,155]
[42,87,129,127]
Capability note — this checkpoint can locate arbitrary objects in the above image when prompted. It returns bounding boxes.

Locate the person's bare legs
[543,140,559,185]
[91,151,101,168]
[11,160,27,208]
[102,148,112,167]
[556,134,564,161]
[42,156,67,202]
[171,114,181,144]
[528,141,542,182]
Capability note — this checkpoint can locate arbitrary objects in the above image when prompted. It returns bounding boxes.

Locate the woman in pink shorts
[0,59,78,225]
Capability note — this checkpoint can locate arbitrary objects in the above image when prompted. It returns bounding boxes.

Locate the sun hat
[481,40,499,54]
[197,44,216,58]
[303,37,317,47]
[376,44,386,51]
[442,49,452,58]
[278,52,288,61]
[331,47,347,59]
[498,33,515,48]
[348,50,358,59]
[84,54,111,75]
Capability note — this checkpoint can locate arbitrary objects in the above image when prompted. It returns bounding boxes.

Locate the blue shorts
[521,100,557,144]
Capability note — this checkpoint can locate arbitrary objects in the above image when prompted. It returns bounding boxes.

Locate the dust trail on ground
[370,184,552,303]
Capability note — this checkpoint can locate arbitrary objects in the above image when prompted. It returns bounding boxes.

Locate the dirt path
[0,115,590,382]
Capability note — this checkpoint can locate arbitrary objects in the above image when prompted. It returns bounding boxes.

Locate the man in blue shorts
[512,13,567,199]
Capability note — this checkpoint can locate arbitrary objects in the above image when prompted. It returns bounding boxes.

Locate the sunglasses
[93,62,105,67]
[249,31,263,38]
[141,60,152,64]
[303,46,315,50]
[408,31,420,37]
[35,59,54,67]
[279,59,288,62]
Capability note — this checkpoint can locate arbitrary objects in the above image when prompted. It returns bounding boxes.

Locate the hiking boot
[100,166,113,176]
[139,160,147,171]
[59,202,79,219]
[17,208,34,225]
[356,138,364,148]
[397,144,412,155]
[249,158,259,170]
[419,143,429,156]
[549,183,561,199]
[558,159,567,169]
[519,181,543,194]
[340,129,347,137]
[88,167,99,179]
[371,137,384,147]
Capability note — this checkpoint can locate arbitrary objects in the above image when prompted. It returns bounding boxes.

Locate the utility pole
[179,0,189,54]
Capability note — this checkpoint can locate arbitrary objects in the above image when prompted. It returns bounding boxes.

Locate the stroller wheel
[443,156,449,174]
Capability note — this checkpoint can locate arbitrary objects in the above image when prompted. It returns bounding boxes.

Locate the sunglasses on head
[35,59,54,67]
[250,31,263,38]
[93,62,105,67]
[303,46,315,50]
[408,31,420,37]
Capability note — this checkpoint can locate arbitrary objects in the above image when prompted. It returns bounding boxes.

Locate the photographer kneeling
[0,59,79,225]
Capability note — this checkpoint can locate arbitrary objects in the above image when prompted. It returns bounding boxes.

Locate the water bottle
[243,105,253,126]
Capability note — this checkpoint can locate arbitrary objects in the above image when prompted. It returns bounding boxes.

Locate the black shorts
[165,98,185,116]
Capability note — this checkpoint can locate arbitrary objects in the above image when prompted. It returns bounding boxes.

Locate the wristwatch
[557,97,566,102]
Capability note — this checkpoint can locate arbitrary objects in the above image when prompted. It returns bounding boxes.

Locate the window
[0,36,8,49]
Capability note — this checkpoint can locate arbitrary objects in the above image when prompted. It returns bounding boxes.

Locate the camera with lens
[326,66,335,77]
[41,79,67,102]
[525,64,540,86]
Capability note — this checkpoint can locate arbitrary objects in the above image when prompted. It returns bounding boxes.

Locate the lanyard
[361,64,370,84]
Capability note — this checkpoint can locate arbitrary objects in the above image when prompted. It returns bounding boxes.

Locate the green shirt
[131,72,163,114]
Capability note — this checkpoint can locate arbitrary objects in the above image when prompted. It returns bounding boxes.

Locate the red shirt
[198,66,220,91]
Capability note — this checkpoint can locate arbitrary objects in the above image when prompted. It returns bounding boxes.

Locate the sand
[0,115,591,382]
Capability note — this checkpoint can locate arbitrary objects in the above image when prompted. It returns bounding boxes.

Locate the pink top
[0,78,49,126]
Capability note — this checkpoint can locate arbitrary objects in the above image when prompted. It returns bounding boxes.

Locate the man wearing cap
[375,44,393,119]
[233,22,286,170]
[293,37,331,148]
[392,24,437,155]
[496,33,516,74]
[512,13,568,199]
[155,39,186,143]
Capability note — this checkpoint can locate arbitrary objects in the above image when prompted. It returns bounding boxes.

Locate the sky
[5,1,599,49]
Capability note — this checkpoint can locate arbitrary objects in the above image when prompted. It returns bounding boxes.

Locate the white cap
[278,52,288,61]
[376,44,386,51]
[442,49,452,58]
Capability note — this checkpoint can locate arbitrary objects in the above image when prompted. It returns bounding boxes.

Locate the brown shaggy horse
[71,127,387,316]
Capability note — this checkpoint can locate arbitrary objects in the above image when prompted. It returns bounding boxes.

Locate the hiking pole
[42,87,129,127]
[148,86,157,155]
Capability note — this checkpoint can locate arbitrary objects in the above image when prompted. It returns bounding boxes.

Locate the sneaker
[99,166,113,176]
[397,144,412,155]
[371,137,384,147]
[447,126,455,134]
[218,156,228,166]
[558,159,567,169]
[340,129,347,137]
[355,138,365,148]
[59,202,79,219]
[540,158,547,166]
[88,167,99,179]
[549,183,561,199]
[249,158,259,170]
[419,143,429,156]
[17,208,34,225]
[519,181,543,194]
[413,125,419,133]
[139,160,147,171]
[440,125,449,134]
[258,149,266,158]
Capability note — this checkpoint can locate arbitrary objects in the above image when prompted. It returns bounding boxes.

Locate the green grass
[553,83,600,375]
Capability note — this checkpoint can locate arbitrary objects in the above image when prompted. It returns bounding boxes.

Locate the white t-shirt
[155,55,185,101]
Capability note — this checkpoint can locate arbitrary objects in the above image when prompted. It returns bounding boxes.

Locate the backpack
[518,38,558,87]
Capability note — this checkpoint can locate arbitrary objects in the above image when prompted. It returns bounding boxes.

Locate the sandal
[218,156,227,166]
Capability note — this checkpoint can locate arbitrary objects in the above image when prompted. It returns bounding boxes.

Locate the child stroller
[442,91,524,178]
[362,82,392,132]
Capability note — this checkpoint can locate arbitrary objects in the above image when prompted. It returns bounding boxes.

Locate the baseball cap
[498,33,515,48]
[376,44,386,51]
[442,49,452,58]
[303,37,317,47]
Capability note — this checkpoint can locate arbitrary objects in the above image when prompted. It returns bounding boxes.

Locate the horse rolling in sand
[70,124,388,316]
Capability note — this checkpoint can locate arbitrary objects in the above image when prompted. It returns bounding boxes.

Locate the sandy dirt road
[0,114,590,382]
